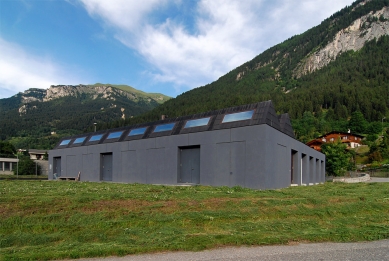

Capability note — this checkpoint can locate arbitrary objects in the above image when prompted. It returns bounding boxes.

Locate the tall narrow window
[222,110,254,123]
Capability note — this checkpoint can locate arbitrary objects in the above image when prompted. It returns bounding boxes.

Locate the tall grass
[1,181,389,260]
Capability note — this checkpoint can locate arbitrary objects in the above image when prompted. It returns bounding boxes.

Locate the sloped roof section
[278,113,295,138]
[54,100,296,149]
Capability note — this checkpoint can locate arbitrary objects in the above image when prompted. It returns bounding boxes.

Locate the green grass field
[0,175,48,180]
[1,181,389,261]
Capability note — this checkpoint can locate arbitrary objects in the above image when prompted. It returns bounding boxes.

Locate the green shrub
[16,156,41,175]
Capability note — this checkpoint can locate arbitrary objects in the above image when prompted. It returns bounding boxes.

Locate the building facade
[0,157,19,175]
[49,101,325,190]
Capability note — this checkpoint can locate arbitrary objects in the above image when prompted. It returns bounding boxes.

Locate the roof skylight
[107,131,123,139]
[184,117,210,128]
[129,127,147,136]
[89,134,103,142]
[222,110,255,123]
[73,137,86,144]
[154,123,175,132]
[59,139,71,146]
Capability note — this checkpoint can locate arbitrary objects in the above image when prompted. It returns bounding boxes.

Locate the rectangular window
[154,123,175,132]
[107,131,123,139]
[73,137,86,144]
[60,139,71,146]
[129,127,147,136]
[4,162,10,171]
[222,110,254,123]
[184,117,210,128]
[89,134,103,142]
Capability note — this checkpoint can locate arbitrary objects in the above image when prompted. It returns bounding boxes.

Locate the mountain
[116,0,389,142]
[0,84,170,149]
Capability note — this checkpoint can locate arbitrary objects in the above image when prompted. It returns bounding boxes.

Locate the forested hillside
[0,84,170,149]
[105,0,389,143]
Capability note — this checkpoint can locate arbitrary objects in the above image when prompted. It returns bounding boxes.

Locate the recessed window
[184,117,210,128]
[129,127,147,136]
[154,123,175,132]
[107,131,123,139]
[222,110,255,123]
[73,137,86,144]
[89,134,103,142]
[59,139,71,146]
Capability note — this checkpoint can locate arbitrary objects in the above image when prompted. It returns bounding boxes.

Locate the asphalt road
[367,177,389,182]
[65,240,389,261]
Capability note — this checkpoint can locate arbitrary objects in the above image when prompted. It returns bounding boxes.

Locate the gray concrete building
[48,101,325,189]
[0,157,19,175]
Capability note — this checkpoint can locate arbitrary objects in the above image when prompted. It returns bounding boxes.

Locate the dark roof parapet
[54,100,296,149]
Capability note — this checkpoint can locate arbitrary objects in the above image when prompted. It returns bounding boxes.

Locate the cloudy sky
[0,0,355,99]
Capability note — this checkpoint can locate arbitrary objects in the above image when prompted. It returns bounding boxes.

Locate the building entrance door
[179,147,200,184]
[291,150,298,184]
[53,157,61,178]
[101,153,113,181]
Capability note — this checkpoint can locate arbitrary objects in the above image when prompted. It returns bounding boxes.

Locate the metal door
[230,141,245,187]
[53,157,61,177]
[216,142,245,187]
[101,153,113,181]
[179,147,200,184]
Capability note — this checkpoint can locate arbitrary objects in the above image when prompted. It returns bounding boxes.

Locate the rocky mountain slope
[0,84,170,148]
[295,5,389,76]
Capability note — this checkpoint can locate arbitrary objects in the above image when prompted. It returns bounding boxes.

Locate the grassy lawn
[1,181,389,261]
[0,175,48,180]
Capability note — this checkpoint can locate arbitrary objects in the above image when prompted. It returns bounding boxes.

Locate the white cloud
[78,0,167,33]
[78,0,355,93]
[0,38,86,98]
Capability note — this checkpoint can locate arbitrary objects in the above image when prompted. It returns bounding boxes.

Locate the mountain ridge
[0,84,171,149]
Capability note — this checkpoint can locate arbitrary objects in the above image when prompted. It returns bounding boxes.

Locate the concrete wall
[35,160,49,176]
[49,124,325,190]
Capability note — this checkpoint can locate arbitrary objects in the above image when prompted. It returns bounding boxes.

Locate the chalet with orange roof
[307,131,364,151]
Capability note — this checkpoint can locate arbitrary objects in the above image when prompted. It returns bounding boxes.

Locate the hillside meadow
[1,180,389,260]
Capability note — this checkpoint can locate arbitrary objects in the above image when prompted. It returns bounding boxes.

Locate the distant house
[307,131,364,151]
[0,157,19,175]
[28,149,49,175]
[29,149,47,160]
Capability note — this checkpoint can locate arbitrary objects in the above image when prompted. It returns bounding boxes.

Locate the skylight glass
[107,131,123,139]
[129,127,147,136]
[184,117,210,128]
[89,134,103,142]
[59,139,71,146]
[73,137,86,144]
[222,110,255,123]
[154,123,175,132]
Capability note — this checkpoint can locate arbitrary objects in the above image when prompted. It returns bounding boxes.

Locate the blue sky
[0,0,355,99]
